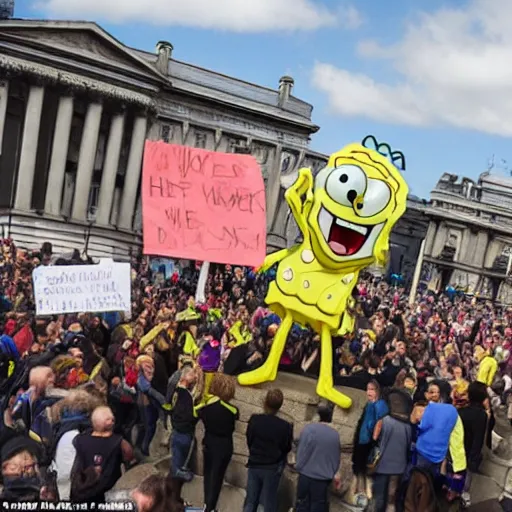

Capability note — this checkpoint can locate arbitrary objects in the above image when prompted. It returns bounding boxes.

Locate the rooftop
[0,18,319,132]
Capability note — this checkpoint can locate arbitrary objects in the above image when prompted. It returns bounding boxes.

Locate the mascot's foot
[238,366,278,386]
[316,382,352,409]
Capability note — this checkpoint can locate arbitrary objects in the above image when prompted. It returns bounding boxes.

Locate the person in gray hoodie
[372,410,412,512]
[294,403,341,512]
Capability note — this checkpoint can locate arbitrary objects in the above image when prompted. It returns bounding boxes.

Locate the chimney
[155,41,173,75]
[0,0,14,19]
[278,75,294,107]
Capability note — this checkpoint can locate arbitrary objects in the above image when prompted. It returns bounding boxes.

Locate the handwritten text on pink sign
[142,141,267,267]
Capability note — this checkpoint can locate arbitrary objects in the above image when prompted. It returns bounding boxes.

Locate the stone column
[14,85,45,210]
[118,115,147,230]
[423,221,437,256]
[44,96,74,216]
[0,80,9,155]
[266,144,283,231]
[71,102,103,222]
[95,112,125,225]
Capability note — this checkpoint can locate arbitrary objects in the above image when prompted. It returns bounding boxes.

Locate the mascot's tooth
[318,208,332,240]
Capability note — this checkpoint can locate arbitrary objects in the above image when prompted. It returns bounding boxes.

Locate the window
[195,131,207,148]
[87,183,100,222]
[161,124,172,143]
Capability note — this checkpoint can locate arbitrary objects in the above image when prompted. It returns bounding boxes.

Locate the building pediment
[0,20,168,92]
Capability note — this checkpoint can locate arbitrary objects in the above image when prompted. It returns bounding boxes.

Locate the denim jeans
[415,453,441,477]
[373,474,403,512]
[295,473,330,512]
[171,431,195,481]
[373,474,390,512]
[135,403,159,456]
[243,464,284,512]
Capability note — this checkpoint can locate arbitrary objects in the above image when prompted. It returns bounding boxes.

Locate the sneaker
[175,469,194,482]
[355,493,368,508]
[462,491,471,507]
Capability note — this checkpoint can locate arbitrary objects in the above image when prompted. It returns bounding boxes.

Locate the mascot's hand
[256,262,271,274]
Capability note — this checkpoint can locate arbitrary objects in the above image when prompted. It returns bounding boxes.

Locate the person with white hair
[11,366,55,431]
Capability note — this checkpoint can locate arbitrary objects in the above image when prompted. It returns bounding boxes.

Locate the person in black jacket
[243,388,293,512]
[459,381,489,507]
[170,366,198,482]
[197,373,239,512]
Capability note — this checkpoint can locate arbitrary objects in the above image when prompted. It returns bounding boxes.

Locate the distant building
[0,0,14,20]
[421,171,512,302]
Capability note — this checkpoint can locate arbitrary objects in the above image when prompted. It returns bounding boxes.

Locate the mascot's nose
[347,190,364,211]
[347,189,357,203]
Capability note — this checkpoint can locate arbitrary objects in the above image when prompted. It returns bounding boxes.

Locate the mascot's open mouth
[318,207,373,256]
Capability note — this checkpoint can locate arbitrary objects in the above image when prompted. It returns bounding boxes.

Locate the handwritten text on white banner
[32,262,131,316]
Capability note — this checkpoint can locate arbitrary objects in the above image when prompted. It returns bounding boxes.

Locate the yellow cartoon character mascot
[238,136,408,409]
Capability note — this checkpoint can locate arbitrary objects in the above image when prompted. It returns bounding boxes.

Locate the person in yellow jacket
[474,345,498,387]
[227,320,253,348]
[176,308,201,360]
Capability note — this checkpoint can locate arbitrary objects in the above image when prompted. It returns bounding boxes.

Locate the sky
[12,0,512,197]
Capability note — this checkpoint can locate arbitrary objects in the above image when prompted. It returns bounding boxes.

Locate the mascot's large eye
[358,179,391,217]
[325,165,367,207]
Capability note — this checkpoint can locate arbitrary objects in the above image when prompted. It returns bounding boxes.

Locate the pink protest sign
[142,141,267,267]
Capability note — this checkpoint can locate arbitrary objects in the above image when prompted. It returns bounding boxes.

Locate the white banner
[32,262,131,316]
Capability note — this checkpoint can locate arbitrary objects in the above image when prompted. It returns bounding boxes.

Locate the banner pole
[195,261,210,304]
[409,239,426,306]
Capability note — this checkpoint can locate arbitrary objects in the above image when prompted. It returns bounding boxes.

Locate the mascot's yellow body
[238,139,409,409]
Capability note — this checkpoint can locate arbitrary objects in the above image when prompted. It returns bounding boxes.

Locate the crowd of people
[0,239,511,511]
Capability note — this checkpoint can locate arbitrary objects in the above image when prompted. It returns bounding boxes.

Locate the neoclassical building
[420,171,512,302]
[0,18,330,259]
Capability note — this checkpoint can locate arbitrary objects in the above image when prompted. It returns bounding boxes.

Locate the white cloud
[341,5,363,30]
[312,0,512,136]
[36,0,360,33]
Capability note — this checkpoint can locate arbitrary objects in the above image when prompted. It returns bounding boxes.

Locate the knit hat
[1,436,41,464]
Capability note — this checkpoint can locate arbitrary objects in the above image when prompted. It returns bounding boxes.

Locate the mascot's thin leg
[316,324,352,409]
[238,313,293,386]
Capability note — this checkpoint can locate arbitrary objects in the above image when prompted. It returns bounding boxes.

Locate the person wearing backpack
[47,389,104,500]
[70,406,135,503]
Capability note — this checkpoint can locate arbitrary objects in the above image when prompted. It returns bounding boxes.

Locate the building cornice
[0,53,156,110]
[431,190,512,218]
[423,255,509,280]
[426,205,512,236]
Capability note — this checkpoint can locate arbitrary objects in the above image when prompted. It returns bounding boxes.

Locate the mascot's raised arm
[238,136,409,409]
